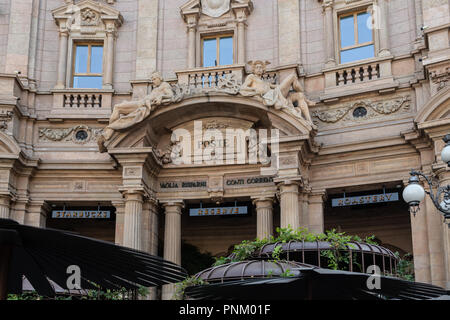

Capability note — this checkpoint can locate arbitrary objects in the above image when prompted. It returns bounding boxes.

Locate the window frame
[71,41,104,89]
[201,33,234,68]
[338,8,376,64]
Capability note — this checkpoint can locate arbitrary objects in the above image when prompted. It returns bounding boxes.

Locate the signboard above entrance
[189,206,248,217]
[331,193,399,207]
[52,210,111,219]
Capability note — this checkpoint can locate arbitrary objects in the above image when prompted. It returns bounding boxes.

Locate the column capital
[119,187,145,202]
[252,197,275,208]
[309,189,328,203]
[161,200,185,211]
[0,194,11,206]
[320,0,334,10]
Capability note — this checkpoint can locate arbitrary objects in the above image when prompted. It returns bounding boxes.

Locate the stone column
[253,198,274,240]
[237,19,246,64]
[186,17,197,69]
[424,187,446,288]
[142,198,159,300]
[322,0,336,67]
[299,192,309,228]
[438,170,450,289]
[0,195,11,219]
[308,190,326,234]
[161,201,184,300]
[25,201,50,228]
[103,26,115,89]
[122,190,144,251]
[408,180,432,284]
[55,28,69,89]
[279,182,300,230]
[377,0,391,57]
[112,201,125,246]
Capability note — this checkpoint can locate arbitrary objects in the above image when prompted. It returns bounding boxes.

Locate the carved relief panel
[311,93,413,131]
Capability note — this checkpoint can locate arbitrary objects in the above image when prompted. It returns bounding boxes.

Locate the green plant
[394,252,415,282]
[173,276,206,300]
[212,227,380,272]
[271,244,283,261]
[280,269,295,278]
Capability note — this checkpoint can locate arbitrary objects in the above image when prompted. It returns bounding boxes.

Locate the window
[72,43,103,89]
[202,35,233,67]
[339,11,374,64]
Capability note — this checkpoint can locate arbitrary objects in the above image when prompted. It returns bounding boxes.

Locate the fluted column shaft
[104,29,115,89]
[237,20,246,64]
[254,199,274,240]
[323,2,335,66]
[0,196,10,219]
[279,183,300,230]
[123,191,144,251]
[187,20,197,68]
[162,201,183,300]
[56,29,68,89]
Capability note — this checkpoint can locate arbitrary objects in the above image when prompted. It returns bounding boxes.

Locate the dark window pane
[74,46,88,73]
[90,46,103,74]
[73,76,103,89]
[203,38,217,67]
[357,12,373,43]
[340,15,355,48]
[219,37,233,66]
[340,44,374,63]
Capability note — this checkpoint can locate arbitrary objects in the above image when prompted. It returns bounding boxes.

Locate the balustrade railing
[63,93,103,108]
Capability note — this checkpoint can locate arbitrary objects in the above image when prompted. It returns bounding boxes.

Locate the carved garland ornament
[312,96,411,124]
[39,125,103,144]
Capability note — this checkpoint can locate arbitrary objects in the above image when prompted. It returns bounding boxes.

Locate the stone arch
[0,131,21,158]
[105,95,316,151]
[415,87,450,125]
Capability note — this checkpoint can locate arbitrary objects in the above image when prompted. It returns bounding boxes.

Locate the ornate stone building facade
[0,0,449,298]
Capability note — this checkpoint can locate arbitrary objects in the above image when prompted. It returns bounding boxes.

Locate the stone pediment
[52,0,123,30]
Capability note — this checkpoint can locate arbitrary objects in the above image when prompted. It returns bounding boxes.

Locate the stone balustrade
[50,89,114,119]
[176,64,246,90]
[335,63,380,86]
[322,57,396,101]
[63,93,103,109]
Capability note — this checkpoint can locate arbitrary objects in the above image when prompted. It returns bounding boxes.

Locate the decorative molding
[0,111,13,132]
[312,96,411,124]
[38,125,103,144]
[430,67,450,92]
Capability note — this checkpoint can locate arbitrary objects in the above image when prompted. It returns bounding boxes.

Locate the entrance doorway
[46,203,116,243]
[324,184,412,256]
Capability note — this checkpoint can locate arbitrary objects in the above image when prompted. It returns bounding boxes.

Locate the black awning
[0,218,187,298]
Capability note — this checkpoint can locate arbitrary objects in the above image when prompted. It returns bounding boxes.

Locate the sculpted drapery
[98,62,315,152]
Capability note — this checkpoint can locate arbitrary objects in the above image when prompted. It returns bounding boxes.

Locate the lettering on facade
[159,181,207,190]
[331,193,399,207]
[189,206,248,217]
[52,210,111,219]
[225,176,275,187]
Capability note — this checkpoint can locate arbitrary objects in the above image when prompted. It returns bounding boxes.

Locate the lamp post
[403,134,450,223]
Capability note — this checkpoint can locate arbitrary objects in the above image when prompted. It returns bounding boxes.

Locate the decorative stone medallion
[202,0,230,18]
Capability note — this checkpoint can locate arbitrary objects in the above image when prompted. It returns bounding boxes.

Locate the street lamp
[403,134,450,222]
